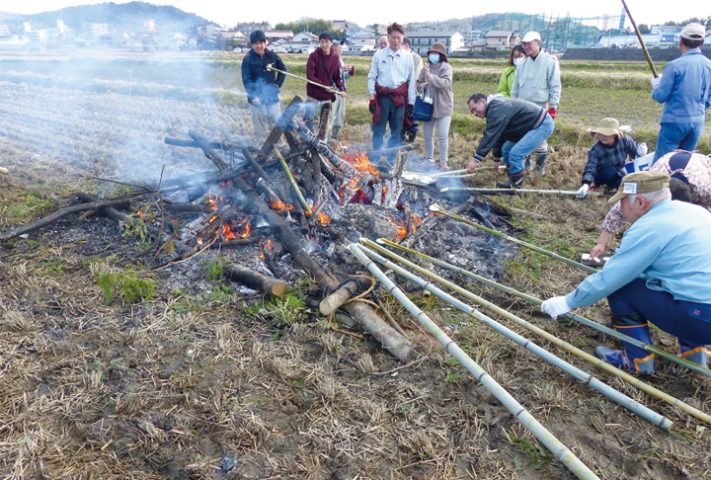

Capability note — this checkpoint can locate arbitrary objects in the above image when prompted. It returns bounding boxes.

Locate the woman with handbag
[416,43,454,169]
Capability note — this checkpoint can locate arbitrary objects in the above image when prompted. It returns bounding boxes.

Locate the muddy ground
[1,69,711,480]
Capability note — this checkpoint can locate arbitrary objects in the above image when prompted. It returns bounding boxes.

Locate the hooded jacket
[306,47,345,101]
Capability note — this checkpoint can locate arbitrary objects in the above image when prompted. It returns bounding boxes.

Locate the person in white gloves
[543,171,711,375]
[575,118,646,199]
[650,22,711,161]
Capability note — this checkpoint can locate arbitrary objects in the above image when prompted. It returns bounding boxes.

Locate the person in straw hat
[542,171,711,375]
[651,22,711,161]
[575,117,647,198]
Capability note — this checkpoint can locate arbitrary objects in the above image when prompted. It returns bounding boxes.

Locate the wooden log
[255,96,303,162]
[317,101,332,141]
[319,277,369,316]
[224,263,288,296]
[0,195,147,241]
[189,131,229,171]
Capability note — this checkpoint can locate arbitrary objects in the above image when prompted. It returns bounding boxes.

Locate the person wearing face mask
[416,43,453,169]
[497,44,526,97]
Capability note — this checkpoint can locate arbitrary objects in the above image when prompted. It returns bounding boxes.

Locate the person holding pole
[305,32,346,140]
[542,171,711,375]
[651,23,711,161]
[241,30,286,138]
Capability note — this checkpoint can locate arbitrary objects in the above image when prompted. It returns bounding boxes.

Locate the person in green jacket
[497,44,526,97]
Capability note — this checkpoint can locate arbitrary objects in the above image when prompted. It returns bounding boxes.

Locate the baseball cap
[608,171,671,204]
[680,23,706,40]
[522,31,541,43]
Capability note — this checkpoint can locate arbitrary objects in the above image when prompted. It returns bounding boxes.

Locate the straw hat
[588,118,621,137]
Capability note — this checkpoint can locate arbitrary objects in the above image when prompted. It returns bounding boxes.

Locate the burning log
[295,124,357,177]
[381,150,407,210]
[189,131,230,171]
[273,148,313,217]
[319,277,371,316]
[317,101,332,141]
[224,263,288,297]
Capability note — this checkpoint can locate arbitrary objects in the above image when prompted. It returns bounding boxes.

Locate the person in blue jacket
[541,171,711,375]
[241,30,287,138]
[651,23,711,161]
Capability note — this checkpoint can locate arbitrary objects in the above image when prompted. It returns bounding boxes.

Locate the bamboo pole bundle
[348,244,601,480]
[357,244,672,430]
[430,204,598,273]
[375,238,711,379]
[362,239,711,424]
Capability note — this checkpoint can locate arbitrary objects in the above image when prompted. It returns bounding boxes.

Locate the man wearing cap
[541,171,711,374]
[466,93,555,188]
[511,31,561,175]
[241,30,287,138]
[367,22,417,159]
[305,32,345,139]
[651,22,711,161]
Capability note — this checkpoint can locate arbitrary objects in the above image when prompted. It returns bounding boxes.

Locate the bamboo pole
[266,64,345,96]
[620,0,659,77]
[440,187,601,196]
[430,204,598,273]
[375,238,711,379]
[272,147,313,217]
[358,244,672,430]
[348,244,601,480]
[362,239,711,424]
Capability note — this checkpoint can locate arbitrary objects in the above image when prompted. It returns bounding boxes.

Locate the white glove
[541,296,571,320]
[636,142,648,157]
[576,184,590,199]
[650,75,662,89]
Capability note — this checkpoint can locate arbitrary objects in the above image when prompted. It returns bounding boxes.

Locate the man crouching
[466,93,555,188]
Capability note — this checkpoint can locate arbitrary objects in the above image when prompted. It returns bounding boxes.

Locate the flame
[270,199,294,212]
[135,209,145,220]
[206,195,219,212]
[221,217,251,241]
[394,222,408,240]
[342,151,381,178]
[264,239,274,250]
[317,212,331,225]
[258,238,275,260]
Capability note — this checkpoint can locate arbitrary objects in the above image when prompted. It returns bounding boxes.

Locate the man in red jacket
[305,32,346,139]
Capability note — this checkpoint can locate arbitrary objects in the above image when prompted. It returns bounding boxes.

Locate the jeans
[250,101,281,139]
[422,115,452,167]
[654,121,704,161]
[594,166,623,189]
[371,95,405,152]
[607,278,711,353]
[501,114,555,175]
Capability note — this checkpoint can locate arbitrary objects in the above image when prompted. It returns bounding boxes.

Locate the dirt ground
[2,70,711,480]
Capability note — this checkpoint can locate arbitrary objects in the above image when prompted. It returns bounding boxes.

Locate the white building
[405,31,465,55]
[483,30,520,50]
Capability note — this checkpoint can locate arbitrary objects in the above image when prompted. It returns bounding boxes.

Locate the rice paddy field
[1,49,710,479]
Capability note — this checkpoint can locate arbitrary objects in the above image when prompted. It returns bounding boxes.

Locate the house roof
[485,30,515,37]
[405,31,457,38]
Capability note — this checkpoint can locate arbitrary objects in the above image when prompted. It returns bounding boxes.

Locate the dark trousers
[371,95,405,152]
[594,166,623,190]
[607,278,711,354]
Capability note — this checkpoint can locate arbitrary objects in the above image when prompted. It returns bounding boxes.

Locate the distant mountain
[0,2,215,33]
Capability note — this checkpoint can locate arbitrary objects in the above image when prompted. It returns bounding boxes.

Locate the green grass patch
[2,193,55,223]
[96,269,156,304]
[506,431,554,470]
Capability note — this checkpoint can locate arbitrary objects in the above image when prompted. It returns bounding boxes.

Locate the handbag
[412,91,433,121]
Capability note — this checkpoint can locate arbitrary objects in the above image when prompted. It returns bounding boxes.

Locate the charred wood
[224,263,289,297]
[255,96,304,162]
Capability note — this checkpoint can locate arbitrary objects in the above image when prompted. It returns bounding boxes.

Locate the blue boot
[680,344,708,368]
[594,346,655,374]
[605,313,656,374]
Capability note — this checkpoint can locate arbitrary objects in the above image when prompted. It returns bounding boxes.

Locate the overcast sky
[1,0,709,28]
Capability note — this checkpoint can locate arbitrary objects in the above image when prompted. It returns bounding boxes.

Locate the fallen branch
[224,263,288,296]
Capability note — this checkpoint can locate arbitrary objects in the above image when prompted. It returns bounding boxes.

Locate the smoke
[0,46,254,192]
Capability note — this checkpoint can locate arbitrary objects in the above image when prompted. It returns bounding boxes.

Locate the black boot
[496,172,524,189]
[535,153,548,175]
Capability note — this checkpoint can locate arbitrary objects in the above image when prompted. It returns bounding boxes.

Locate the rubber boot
[496,172,524,189]
[679,342,708,369]
[535,152,548,175]
[595,313,655,374]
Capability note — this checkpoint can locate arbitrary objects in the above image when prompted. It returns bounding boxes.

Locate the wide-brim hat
[608,171,671,204]
[427,43,448,61]
[588,117,620,137]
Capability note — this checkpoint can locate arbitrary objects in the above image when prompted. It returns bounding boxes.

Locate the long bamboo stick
[358,244,672,430]
[362,239,711,424]
[440,187,601,196]
[348,244,601,480]
[620,0,659,77]
[375,238,711,379]
[266,64,345,96]
[272,147,313,217]
[430,204,598,273]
